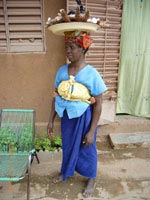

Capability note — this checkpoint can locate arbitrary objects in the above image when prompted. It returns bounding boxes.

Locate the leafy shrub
[0,125,33,152]
[34,131,62,152]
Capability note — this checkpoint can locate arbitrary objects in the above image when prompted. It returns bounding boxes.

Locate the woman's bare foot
[52,173,63,184]
[82,178,95,198]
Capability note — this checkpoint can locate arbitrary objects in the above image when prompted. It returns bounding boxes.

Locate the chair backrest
[0,109,35,153]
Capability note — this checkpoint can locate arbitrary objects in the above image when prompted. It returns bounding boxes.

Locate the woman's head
[64,31,93,62]
[64,31,93,50]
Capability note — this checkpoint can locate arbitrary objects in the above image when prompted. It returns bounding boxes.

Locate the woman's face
[65,42,83,62]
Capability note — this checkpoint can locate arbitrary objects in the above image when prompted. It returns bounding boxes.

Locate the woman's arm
[83,94,102,146]
[47,95,57,138]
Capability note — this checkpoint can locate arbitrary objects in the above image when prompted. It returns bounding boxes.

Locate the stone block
[109,132,150,149]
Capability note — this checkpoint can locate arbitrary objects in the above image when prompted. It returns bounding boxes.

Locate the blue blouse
[54,64,107,119]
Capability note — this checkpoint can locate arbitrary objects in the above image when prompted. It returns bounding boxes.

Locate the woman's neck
[70,58,86,69]
[68,59,87,76]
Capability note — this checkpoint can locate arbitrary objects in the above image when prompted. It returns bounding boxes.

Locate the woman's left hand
[83,131,94,146]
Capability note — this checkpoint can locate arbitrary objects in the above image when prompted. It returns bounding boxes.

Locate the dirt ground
[0,115,150,200]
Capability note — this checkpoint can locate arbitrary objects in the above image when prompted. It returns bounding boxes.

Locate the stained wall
[0,0,66,134]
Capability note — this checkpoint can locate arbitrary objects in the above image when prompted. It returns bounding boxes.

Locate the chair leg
[27,153,32,200]
[34,152,40,164]
[27,173,30,200]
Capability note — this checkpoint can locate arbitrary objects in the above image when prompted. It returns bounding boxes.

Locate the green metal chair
[0,109,39,200]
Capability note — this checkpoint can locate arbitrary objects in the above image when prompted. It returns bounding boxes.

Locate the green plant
[0,127,16,152]
[34,131,62,152]
[0,125,33,153]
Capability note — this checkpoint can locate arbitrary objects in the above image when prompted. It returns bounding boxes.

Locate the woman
[47,31,107,198]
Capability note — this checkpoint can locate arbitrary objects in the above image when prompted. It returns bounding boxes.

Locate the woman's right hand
[47,122,53,139]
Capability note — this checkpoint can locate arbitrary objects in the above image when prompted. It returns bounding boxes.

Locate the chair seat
[0,154,29,181]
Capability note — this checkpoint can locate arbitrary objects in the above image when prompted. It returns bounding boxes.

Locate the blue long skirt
[60,106,97,181]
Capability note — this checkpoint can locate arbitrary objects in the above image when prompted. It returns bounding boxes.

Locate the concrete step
[109,132,150,149]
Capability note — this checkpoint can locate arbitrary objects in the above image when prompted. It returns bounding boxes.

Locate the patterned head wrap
[64,31,93,49]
